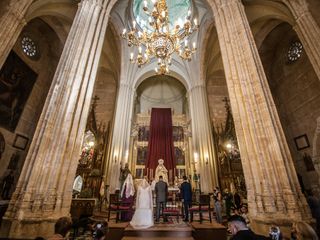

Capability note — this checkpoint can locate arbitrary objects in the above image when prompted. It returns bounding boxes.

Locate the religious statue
[155,159,168,184]
[174,176,180,188]
[73,175,83,193]
[119,163,131,192]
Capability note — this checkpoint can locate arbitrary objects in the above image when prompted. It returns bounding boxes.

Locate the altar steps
[122,223,193,239]
[105,218,227,240]
[122,237,194,240]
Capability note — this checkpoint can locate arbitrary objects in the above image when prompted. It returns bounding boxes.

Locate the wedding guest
[48,217,72,240]
[291,221,318,240]
[214,187,223,223]
[228,215,269,240]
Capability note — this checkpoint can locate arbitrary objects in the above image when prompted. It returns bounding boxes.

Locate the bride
[130,178,154,229]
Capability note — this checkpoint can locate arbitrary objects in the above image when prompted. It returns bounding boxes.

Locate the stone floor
[71,212,227,240]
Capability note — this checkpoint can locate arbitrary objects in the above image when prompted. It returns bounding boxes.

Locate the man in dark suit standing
[180,175,192,222]
[155,175,168,222]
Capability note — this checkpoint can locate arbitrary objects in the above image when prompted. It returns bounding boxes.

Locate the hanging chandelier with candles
[121,0,199,75]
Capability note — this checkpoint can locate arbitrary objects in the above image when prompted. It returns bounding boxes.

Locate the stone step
[122,237,194,240]
[124,224,193,238]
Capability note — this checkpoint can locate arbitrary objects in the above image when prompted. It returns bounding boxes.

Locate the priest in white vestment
[130,178,154,229]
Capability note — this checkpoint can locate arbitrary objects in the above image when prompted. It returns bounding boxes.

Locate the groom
[155,175,168,222]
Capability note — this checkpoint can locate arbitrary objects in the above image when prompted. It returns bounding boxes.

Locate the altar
[131,112,190,183]
[70,198,97,219]
[167,186,180,202]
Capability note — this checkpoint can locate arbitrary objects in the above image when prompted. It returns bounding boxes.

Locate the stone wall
[0,18,62,188]
[260,22,320,191]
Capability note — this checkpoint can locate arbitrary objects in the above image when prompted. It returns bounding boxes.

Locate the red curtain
[145,108,176,183]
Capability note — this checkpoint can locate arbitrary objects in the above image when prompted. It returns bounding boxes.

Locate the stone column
[106,81,135,193]
[282,0,320,80]
[312,116,320,175]
[188,84,219,193]
[211,0,311,234]
[0,0,110,238]
[0,0,32,69]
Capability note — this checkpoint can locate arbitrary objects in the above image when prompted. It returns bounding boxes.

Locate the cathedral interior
[0,0,320,239]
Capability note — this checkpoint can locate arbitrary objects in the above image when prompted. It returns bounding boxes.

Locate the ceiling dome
[133,0,191,33]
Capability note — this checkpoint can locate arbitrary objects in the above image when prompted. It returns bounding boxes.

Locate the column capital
[279,0,309,20]
[7,7,27,26]
[189,84,206,92]
[211,0,241,12]
[81,0,109,9]
[119,81,135,92]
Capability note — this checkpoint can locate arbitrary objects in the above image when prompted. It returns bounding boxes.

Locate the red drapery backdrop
[145,108,176,183]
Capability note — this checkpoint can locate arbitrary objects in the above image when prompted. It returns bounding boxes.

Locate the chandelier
[121,0,199,74]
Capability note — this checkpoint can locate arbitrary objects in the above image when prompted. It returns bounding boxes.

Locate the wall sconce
[125,150,129,161]
[114,154,118,163]
[226,143,232,149]
[205,156,209,165]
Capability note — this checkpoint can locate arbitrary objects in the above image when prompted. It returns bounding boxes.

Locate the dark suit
[180,181,192,220]
[155,180,168,221]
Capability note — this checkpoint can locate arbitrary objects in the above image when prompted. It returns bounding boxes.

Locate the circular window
[133,0,191,33]
[287,41,303,63]
[21,36,38,58]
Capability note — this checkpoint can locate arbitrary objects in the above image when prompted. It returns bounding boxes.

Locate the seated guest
[230,206,239,216]
[120,173,135,221]
[291,221,318,240]
[48,216,72,240]
[228,215,270,240]
[240,203,250,227]
[269,226,282,240]
[93,222,108,240]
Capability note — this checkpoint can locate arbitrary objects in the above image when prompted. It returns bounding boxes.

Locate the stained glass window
[21,36,38,58]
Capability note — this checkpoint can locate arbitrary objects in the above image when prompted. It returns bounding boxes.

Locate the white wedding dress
[130,180,154,229]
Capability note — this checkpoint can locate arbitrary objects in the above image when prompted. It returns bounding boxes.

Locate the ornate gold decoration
[121,0,198,74]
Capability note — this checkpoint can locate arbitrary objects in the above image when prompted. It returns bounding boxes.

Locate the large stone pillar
[211,0,311,235]
[0,0,110,238]
[282,0,320,80]
[188,81,219,193]
[0,0,32,69]
[106,80,135,193]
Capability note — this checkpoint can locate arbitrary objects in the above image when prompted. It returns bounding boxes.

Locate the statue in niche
[119,163,131,192]
[0,132,5,159]
[155,159,168,184]
[73,175,83,194]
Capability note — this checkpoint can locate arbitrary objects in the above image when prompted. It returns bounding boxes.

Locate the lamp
[121,0,199,74]
[193,152,199,164]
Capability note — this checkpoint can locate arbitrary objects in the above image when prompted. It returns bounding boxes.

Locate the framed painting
[137,147,147,165]
[13,134,29,150]
[294,134,310,151]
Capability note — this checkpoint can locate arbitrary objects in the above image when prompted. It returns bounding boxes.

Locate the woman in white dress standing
[130,178,154,229]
